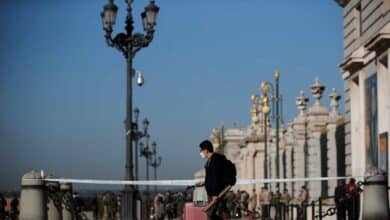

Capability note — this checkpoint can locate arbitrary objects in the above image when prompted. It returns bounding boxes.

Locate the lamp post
[274,71,281,191]
[260,70,282,191]
[133,110,150,182]
[100,1,159,219]
[261,83,271,188]
[140,135,153,193]
[150,141,162,194]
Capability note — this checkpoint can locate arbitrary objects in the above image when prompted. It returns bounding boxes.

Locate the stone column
[60,182,73,220]
[327,88,343,196]
[254,144,265,185]
[239,152,246,192]
[307,78,329,199]
[292,91,309,195]
[284,123,295,195]
[46,179,62,220]
[20,170,47,220]
[248,146,256,192]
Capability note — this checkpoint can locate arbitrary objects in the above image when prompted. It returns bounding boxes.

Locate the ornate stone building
[202,78,347,200]
[334,0,390,180]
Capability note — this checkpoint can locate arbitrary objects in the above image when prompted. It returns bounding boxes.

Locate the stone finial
[310,77,325,106]
[329,88,341,114]
[296,90,309,116]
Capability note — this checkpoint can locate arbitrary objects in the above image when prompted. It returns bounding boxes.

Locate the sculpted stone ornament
[310,77,325,106]
[329,88,341,115]
[295,90,309,116]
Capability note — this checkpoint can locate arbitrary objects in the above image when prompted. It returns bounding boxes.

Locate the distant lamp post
[150,141,162,194]
[261,84,271,187]
[140,136,153,193]
[100,0,159,219]
[133,110,149,182]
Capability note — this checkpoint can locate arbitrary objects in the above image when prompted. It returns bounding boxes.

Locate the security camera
[136,70,144,87]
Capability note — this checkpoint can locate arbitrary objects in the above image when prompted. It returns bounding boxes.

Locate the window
[365,74,378,170]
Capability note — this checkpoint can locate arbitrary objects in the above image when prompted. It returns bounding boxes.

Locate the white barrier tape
[43,176,362,186]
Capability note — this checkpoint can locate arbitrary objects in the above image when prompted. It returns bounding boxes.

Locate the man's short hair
[199,140,214,152]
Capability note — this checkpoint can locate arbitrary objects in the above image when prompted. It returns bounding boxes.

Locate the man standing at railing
[334,180,346,220]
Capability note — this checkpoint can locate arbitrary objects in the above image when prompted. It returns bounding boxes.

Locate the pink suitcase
[183,202,207,220]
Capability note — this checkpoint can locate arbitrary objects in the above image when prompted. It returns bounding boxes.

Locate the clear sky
[0,0,343,191]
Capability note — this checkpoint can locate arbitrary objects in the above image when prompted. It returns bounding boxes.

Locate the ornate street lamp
[100,1,159,219]
[261,84,271,188]
[260,71,282,191]
[150,141,162,194]
[140,135,153,193]
[133,110,149,182]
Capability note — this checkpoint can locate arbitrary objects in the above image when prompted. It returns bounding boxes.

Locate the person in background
[10,195,19,220]
[248,189,258,220]
[154,194,165,220]
[176,192,185,219]
[281,188,291,219]
[259,186,271,220]
[296,185,308,220]
[334,179,346,220]
[281,189,291,205]
[345,178,360,220]
[73,193,85,220]
[91,194,98,220]
[0,193,6,220]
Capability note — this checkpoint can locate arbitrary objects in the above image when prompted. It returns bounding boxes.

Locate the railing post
[362,174,390,220]
[46,179,62,220]
[311,201,315,220]
[19,170,47,220]
[318,197,322,220]
[60,182,73,220]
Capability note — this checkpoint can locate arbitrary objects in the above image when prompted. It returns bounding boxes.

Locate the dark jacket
[334,184,346,204]
[205,153,226,197]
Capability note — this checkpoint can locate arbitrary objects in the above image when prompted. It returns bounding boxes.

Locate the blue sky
[0,0,343,190]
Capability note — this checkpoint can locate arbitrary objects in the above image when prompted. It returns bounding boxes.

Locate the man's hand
[211,196,218,202]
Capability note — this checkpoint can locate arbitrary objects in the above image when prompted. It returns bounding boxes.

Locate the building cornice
[365,32,390,55]
[340,56,364,73]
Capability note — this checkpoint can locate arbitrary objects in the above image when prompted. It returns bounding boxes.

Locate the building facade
[334,0,390,178]
[197,78,347,200]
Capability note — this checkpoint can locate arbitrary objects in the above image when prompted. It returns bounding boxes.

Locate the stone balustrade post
[362,174,390,219]
[19,170,47,220]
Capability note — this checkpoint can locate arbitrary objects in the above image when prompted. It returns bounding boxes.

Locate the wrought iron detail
[62,191,74,213]
[316,207,337,219]
[46,184,62,210]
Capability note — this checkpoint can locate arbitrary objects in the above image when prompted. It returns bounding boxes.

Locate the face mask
[200,152,206,159]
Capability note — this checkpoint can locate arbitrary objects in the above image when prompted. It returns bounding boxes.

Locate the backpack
[223,157,237,186]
